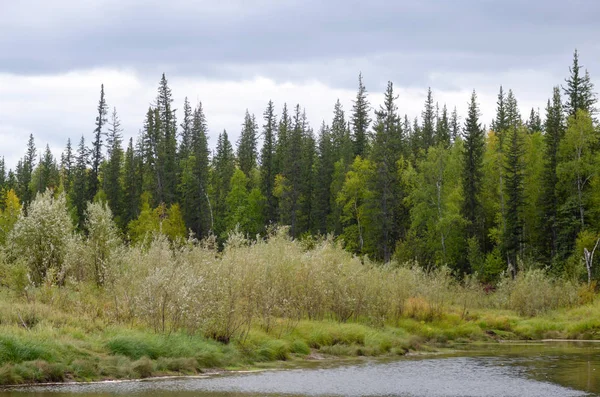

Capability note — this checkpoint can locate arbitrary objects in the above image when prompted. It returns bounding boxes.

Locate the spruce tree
[275,103,291,177]
[19,134,36,206]
[328,101,354,233]
[71,136,89,229]
[503,126,525,277]
[505,89,521,131]
[156,74,178,204]
[436,104,451,148]
[450,106,461,143]
[237,110,258,179]
[259,100,278,224]
[179,97,193,161]
[89,84,108,201]
[461,90,486,272]
[331,99,353,164]
[540,87,564,263]
[491,86,507,136]
[61,139,74,194]
[421,87,436,151]
[526,108,543,133]
[351,73,371,157]
[122,138,140,229]
[313,122,334,234]
[142,107,163,204]
[104,107,124,225]
[278,105,305,237]
[36,145,58,193]
[191,102,211,237]
[563,49,597,118]
[211,130,235,238]
[179,102,212,238]
[299,112,316,233]
[369,81,404,262]
[0,157,5,194]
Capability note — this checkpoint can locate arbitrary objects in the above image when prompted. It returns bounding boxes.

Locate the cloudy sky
[1,0,599,169]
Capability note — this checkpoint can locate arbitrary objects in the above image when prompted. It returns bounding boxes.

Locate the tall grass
[92,229,582,340]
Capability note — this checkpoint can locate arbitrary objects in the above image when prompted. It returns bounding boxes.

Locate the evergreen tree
[328,101,354,233]
[156,74,178,204]
[0,157,5,195]
[491,86,508,136]
[299,113,316,233]
[194,102,212,235]
[104,107,124,225]
[503,126,526,277]
[122,138,140,229]
[142,107,163,204]
[436,104,451,148]
[450,106,461,143]
[313,122,334,234]
[181,101,212,238]
[461,91,486,273]
[526,108,543,133]
[211,131,235,238]
[505,89,521,131]
[71,136,89,229]
[18,134,36,206]
[275,103,291,177]
[259,100,277,224]
[351,73,370,157]
[89,84,108,201]
[540,87,565,263]
[421,87,436,151]
[368,81,404,262]
[61,139,74,194]
[276,105,305,237]
[237,110,258,179]
[34,145,59,193]
[331,99,353,164]
[179,97,193,161]
[563,49,597,118]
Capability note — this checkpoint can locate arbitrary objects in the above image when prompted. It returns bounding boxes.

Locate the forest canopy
[0,49,598,285]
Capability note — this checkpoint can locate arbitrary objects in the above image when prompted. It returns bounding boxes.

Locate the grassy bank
[1,295,599,386]
[0,229,598,385]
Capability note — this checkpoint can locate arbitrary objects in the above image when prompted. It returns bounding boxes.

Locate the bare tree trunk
[584,238,600,287]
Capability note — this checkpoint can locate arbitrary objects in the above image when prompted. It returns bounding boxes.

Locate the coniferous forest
[1,50,600,386]
[2,50,597,283]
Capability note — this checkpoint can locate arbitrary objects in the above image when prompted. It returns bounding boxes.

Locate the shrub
[7,190,73,285]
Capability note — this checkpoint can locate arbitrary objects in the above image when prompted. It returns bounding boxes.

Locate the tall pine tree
[351,73,371,157]
[461,90,486,273]
[89,84,108,201]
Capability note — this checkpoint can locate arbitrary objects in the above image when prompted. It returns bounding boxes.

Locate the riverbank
[0,296,599,386]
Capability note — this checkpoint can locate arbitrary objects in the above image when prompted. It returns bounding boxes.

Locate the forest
[0,49,599,384]
[0,50,598,282]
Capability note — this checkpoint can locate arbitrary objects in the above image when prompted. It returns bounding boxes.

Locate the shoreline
[2,338,599,389]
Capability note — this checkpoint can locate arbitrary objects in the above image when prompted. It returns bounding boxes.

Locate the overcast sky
[1,0,599,169]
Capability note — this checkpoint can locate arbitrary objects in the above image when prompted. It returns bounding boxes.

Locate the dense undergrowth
[0,224,598,385]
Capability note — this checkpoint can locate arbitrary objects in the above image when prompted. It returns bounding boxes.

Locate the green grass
[0,295,599,385]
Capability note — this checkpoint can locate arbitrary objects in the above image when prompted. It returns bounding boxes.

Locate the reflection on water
[0,342,598,397]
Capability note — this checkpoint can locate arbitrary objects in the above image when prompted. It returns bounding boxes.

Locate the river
[1,342,598,396]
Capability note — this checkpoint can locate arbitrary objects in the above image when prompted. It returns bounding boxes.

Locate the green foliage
[84,201,121,286]
[0,190,21,245]
[127,194,186,244]
[461,91,485,273]
[8,190,73,285]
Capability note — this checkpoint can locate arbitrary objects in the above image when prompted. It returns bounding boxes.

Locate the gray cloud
[2,0,599,87]
[1,0,600,170]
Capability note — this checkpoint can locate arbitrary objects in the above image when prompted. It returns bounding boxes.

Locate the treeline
[0,50,598,283]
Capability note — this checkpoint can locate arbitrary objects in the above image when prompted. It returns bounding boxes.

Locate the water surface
[2,342,598,397]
